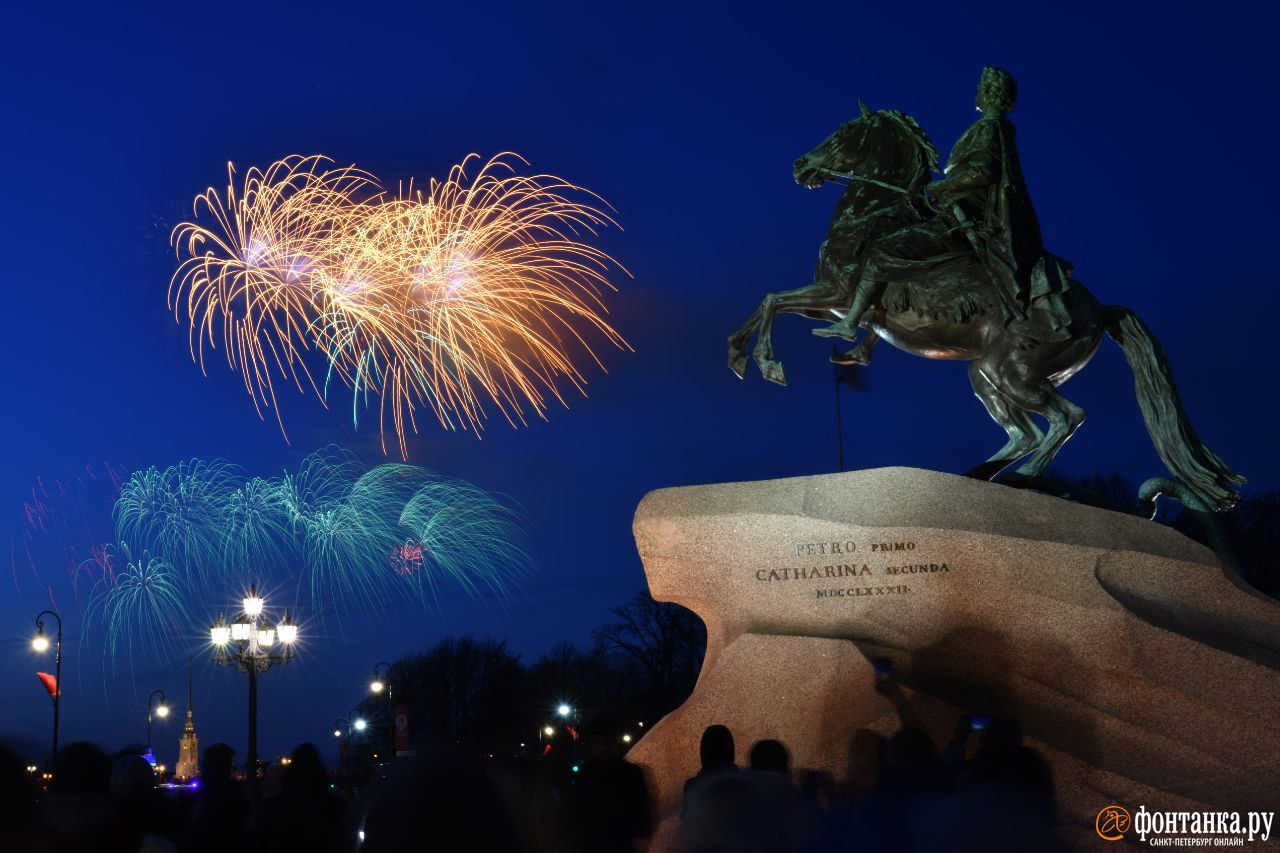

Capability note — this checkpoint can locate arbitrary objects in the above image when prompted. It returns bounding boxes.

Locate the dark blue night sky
[3,2,1276,767]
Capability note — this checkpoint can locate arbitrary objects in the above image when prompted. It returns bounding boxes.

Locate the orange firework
[170,153,629,456]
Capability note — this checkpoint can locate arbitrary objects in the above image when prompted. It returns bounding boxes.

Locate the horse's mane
[879,109,940,178]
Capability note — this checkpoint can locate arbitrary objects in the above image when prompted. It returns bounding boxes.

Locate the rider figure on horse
[816,66,1073,361]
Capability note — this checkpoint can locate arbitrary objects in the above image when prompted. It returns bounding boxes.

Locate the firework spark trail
[83,545,192,684]
[170,153,629,457]
[113,460,241,594]
[397,476,532,607]
[170,156,379,435]
[13,463,125,614]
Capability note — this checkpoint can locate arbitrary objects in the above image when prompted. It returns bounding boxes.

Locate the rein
[815,167,912,195]
[817,166,939,214]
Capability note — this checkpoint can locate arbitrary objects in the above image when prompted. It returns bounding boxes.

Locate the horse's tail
[1104,306,1245,511]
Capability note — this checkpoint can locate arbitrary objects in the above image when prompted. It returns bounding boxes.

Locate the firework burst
[113,460,239,592]
[88,448,529,655]
[170,153,629,457]
[83,544,192,680]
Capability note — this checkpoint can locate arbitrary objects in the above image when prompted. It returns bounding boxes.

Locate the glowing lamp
[370,679,385,693]
[354,718,368,731]
[231,620,251,641]
[32,634,50,653]
[276,617,298,645]
[543,726,554,737]
[333,729,341,738]
[556,704,571,717]
[257,628,275,647]
[243,589,264,618]
[211,624,231,646]
[156,705,170,719]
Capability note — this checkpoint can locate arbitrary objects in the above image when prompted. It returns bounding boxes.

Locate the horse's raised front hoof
[759,359,788,386]
[728,349,749,380]
[811,322,857,340]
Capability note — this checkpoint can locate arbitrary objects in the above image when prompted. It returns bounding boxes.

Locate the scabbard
[950,203,1023,323]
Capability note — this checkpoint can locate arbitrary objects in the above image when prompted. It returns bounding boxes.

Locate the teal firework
[277,446,364,524]
[103,446,530,637]
[83,544,193,680]
[113,460,239,589]
[222,477,296,584]
[397,476,532,605]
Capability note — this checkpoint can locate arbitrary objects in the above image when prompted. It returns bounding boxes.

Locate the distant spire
[175,656,200,781]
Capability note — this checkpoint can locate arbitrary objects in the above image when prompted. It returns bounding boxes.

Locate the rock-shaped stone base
[626,468,1280,850]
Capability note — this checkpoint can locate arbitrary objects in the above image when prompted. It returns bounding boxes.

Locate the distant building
[174,660,199,781]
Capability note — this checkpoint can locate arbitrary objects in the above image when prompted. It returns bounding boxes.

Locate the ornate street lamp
[147,690,170,749]
[333,717,351,738]
[32,610,62,770]
[209,586,298,779]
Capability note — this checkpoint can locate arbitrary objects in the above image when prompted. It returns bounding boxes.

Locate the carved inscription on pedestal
[752,539,952,599]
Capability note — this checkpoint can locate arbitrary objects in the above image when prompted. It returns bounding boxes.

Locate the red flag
[36,672,58,697]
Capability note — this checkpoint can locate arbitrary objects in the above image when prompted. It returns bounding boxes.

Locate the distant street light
[354,718,368,732]
[621,733,633,744]
[543,725,554,737]
[557,704,571,717]
[370,661,395,760]
[147,689,170,749]
[209,586,299,779]
[31,610,62,769]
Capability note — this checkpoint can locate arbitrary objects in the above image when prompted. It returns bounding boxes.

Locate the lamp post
[147,690,170,750]
[333,717,351,738]
[370,661,394,760]
[209,586,298,780]
[32,610,62,770]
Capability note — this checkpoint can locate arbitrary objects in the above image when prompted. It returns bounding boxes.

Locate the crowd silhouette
[1,672,1068,852]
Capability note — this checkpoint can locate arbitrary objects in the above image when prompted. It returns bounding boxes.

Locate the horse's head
[793,100,939,192]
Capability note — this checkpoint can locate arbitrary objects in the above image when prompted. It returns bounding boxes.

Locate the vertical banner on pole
[394,704,410,755]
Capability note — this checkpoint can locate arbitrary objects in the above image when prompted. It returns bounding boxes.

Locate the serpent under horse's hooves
[727,106,1244,511]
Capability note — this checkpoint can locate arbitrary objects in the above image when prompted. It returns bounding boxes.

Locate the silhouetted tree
[1036,469,1279,598]
[352,637,524,759]
[592,591,705,721]
[1174,489,1280,596]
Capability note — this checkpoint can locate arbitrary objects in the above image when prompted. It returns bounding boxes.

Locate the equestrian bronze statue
[727,67,1244,511]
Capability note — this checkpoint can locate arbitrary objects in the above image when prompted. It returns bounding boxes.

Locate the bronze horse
[727,107,1243,511]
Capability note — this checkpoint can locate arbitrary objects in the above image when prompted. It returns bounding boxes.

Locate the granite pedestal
[626,468,1280,850]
